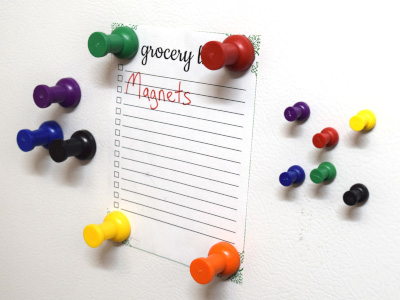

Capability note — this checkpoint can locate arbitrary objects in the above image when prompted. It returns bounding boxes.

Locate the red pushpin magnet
[200,35,255,72]
[312,127,339,149]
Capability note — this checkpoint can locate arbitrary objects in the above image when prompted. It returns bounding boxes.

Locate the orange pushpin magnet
[83,211,131,248]
[190,242,240,284]
[349,109,376,131]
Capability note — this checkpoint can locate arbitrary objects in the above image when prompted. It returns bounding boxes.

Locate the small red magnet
[312,127,339,148]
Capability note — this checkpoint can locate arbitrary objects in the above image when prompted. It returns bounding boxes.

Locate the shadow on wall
[28,144,92,186]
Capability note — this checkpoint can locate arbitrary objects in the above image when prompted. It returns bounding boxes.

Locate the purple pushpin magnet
[284,102,310,122]
[33,78,81,109]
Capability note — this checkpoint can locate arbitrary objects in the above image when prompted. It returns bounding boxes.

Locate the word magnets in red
[201,35,255,72]
[190,242,240,284]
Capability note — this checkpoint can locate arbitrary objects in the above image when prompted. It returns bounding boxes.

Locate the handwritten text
[126,72,192,110]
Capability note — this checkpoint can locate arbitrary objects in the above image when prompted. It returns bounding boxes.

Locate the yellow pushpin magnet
[349,109,376,131]
[83,211,131,248]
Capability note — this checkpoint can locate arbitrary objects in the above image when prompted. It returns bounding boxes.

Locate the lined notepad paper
[109,24,259,267]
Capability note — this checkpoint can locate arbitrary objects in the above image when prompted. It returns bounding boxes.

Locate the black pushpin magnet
[343,183,369,206]
[49,130,96,163]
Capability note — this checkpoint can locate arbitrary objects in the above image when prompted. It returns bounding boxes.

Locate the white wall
[1,0,399,299]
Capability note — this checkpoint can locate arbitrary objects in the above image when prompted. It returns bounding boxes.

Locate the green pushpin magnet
[310,162,336,184]
[88,26,139,59]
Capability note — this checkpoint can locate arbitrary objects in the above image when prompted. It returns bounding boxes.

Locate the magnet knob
[349,109,376,131]
[17,121,63,152]
[83,211,131,248]
[343,183,369,206]
[49,130,96,163]
[312,127,339,148]
[279,165,305,187]
[190,242,240,284]
[310,162,336,184]
[284,102,310,122]
[88,26,139,59]
[201,35,255,72]
[33,78,81,109]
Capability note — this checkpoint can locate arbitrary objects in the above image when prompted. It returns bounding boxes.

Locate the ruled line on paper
[122,114,242,140]
[124,92,245,115]
[121,168,238,198]
[124,81,245,103]
[122,125,242,151]
[122,103,243,127]
[121,136,241,163]
[121,147,240,175]
[122,209,234,244]
[124,70,246,91]
[120,189,236,221]
[121,156,239,186]
[121,198,235,233]
[121,178,237,210]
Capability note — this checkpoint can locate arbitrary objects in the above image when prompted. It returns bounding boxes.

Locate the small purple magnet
[284,102,310,122]
[33,77,81,109]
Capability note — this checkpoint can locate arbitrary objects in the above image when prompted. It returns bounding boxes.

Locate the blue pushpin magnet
[17,121,63,152]
[279,165,306,187]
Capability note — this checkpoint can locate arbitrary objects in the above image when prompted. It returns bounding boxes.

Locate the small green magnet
[310,162,336,184]
[88,26,139,59]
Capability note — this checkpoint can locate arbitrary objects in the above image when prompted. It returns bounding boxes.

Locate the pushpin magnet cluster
[17,121,63,152]
[312,127,339,149]
[88,26,139,59]
[343,183,369,206]
[49,130,96,163]
[284,102,310,122]
[310,162,336,184]
[190,242,240,284]
[201,35,255,72]
[349,109,376,131]
[279,101,374,207]
[33,78,81,109]
[279,165,305,187]
[83,211,131,248]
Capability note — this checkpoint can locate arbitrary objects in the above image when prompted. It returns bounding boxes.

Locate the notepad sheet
[109,24,259,271]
